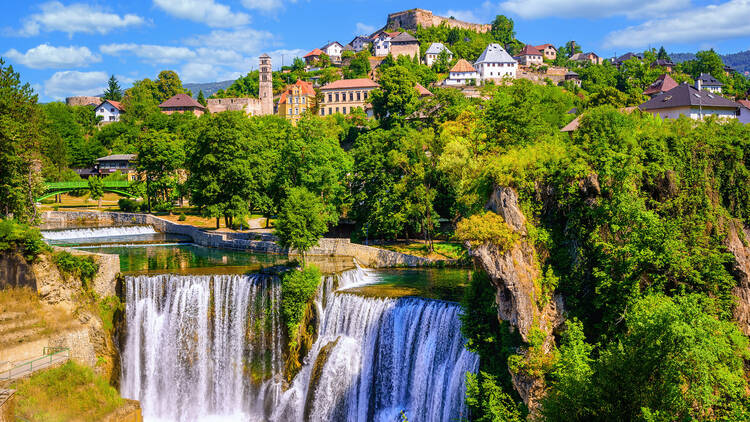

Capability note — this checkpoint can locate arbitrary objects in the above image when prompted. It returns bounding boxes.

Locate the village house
[564,71,581,87]
[158,94,205,116]
[424,42,453,67]
[570,52,603,65]
[697,73,723,93]
[321,42,344,62]
[319,78,379,117]
[643,74,678,97]
[96,154,138,181]
[303,48,324,66]
[475,43,518,81]
[738,100,750,124]
[445,59,479,86]
[651,59,675,72]
[348,36,371,53]
[535,44,557,61]
[613,52,642,67]
[206,98,262,116]
[94,100,124,123]
[389,32,420,60]
[277,80,317,124]
[639,83,741,120]
[515,45,543,66]
[373,31,399,56]
[415,83,433,97]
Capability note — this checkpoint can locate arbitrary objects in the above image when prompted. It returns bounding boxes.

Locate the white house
[425,42,453,67]
[639,83,741,121]
[739,100,750,124]
[445,59,479,86]
[697,73,723,94]
[95,100,124,123]
[373,31,399,57]
[321,42,344,61]
[348,36,371,53]
[475,43,517,81]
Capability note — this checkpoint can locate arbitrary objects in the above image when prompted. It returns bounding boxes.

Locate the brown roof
[99,99,124,111]
[450,59,476,73]
[643,74,679,96]
[518,44,542,56]
[415,83,432,97]
[391,32,418,43]
[321,78,379,90]
[737,99,750,109]
[158,93,205,109]
[535,44,555,50]
[304,48,323,58]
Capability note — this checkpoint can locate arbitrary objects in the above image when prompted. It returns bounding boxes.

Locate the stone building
[386,8,491,33]
[158,94,205,116]
[259,54,274,115]
[390,32,420,60]
[66,96,101,107]
[206,98,263,116]
[319,78,379,117]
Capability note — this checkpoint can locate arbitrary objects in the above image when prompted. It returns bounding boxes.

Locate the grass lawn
[378,240,469,261]
[11,361,124,422]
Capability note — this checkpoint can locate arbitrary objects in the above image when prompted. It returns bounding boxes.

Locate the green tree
[274,186,331,261]
[154,70,188,103]
[136,130,185,213]
[344,51,371,79]
[87,176,103,208]
[433,49,452,73]
[490,15,516,46]
[291,57,305,72]
[0,59,44,222]
[103,75,123,101]
[196,90,207,107]
[370,65,420,125]
[122,78,160,122]
[656,46,670,61]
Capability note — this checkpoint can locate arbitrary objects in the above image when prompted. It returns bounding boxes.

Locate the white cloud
[355,22,376,35]
[605,0,750,48]
[4,44,100,69]
[186,28,275,54]
[100,43,197,64]
[44,70,108,100]
[18,2,144,37]
[153,0,250,28]
[442,9,481,23]
[241,0,285,12]
[498,0,689,19]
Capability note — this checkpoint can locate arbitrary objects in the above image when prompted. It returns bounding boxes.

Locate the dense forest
[2,14,750,420]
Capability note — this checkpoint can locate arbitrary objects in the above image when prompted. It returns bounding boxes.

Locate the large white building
[94,100,124,123]
[444,59,479,86]
[474,43,517,80]
[373,31,398,57]
[425,42,453,67]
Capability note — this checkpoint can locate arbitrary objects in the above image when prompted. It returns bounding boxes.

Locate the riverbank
[40,211,443,268]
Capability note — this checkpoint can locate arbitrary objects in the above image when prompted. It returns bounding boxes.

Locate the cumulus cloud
[44,70,108,100]
[153,0,250,27]
[241,0,285,12]
[4,44,100,69]
[18,2,144,37]
[442,9,481,23]
[186,28,275,54]
[355,22,376,35]
[100,44,197,64]
[498,0,689,19]
[605,0,750,48]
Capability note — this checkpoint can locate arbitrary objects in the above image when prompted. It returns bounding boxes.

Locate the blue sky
[1,0,749,101]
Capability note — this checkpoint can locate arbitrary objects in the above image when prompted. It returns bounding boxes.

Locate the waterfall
[121,274,283,422]
[42,225,157,240]
[121,268,478,422]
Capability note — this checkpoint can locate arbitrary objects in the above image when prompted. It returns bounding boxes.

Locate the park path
[0,349,69,382]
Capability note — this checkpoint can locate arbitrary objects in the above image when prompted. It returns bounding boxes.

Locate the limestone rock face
[725,221,750,336]
[486,187,527,234]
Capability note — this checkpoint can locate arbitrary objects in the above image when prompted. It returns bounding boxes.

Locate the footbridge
[38,181,135,201]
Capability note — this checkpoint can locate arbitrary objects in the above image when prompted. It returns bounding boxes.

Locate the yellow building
[277,80,316,124]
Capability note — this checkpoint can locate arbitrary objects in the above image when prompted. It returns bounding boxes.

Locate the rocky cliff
[468,186,564,413]
[725,220,750,336]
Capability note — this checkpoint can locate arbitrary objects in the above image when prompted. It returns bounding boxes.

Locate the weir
[120,267,478,422]
[41,225,157,240]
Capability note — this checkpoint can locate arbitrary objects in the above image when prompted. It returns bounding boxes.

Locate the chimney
[696,77,702,91]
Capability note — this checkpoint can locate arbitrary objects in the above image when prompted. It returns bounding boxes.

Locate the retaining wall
[40,211,431,268]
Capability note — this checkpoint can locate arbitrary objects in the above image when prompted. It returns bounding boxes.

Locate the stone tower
[259,53,273,115]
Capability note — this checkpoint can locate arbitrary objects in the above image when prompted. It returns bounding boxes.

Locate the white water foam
[42,225,157,240]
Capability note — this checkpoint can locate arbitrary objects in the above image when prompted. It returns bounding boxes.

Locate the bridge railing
[45,181,131,189]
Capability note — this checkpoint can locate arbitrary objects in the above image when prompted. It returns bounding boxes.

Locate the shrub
[152,201,174,213]
[455,212,519,251]
[54,251,98,289]
[117,198,142,213]
[178,212,187,221]
[0,219,49,261]
[281,265,322,348]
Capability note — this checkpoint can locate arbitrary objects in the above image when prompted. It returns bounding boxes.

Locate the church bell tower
[259,54,273,115]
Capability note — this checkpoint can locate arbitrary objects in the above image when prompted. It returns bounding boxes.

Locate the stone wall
[206,98,263,116]
[390,43,420,60]
[65,96,102,107]
[40,211,432,268]
[387,9,492,33]
[0,253,36,290]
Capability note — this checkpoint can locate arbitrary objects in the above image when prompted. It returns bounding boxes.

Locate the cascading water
[42,225,157,240]
[121,267,479,422]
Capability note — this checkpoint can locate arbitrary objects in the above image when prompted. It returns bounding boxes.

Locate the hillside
[184,80,236,98]
[672,50,750,75]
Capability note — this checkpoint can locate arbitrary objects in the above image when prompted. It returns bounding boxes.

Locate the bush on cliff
[54,251,98,289]
[0,219,49,261]
[281,265,322,348]
[455,212,519,251]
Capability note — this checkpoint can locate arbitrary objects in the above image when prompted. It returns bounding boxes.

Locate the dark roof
[639,83,739,111]
[614,52,642,63]
[698,73,724,86]
[390,32,418,43]
[321,41,343,50]
[643,74,678,96]
[158,93,205,109]
[518,44,542,56]
[349,36,371,44]
[96,154,136,161]
[652,59,674,67]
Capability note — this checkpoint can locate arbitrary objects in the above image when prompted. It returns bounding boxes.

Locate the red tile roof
[278,80,316,104]
[535,44,555,50]
[99,100,124,111]
[450,59,476,73]
[415,83,432,97]
[304,48,323,58]
[643,74,679,96]
[321,78,379,90]
[158,93,205,109]
[738,99,750,109]
[518,44,542,56]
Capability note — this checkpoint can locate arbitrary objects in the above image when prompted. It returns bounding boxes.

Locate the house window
[328,94,332,102]
[349,92,354,101]
[302,97,306,104]
[335,107,339,113]
[321,109,325,116]
[328,107,332,114]
[110,108,115,112]
[342,107,347,114]
[357,92,361,101]
[335,93,339,102]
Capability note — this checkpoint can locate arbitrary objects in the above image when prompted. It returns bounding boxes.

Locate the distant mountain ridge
[184,80,236,98]
[671,50,750,76]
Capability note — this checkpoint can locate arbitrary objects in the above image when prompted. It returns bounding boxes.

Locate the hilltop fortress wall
[386,9,492,33]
